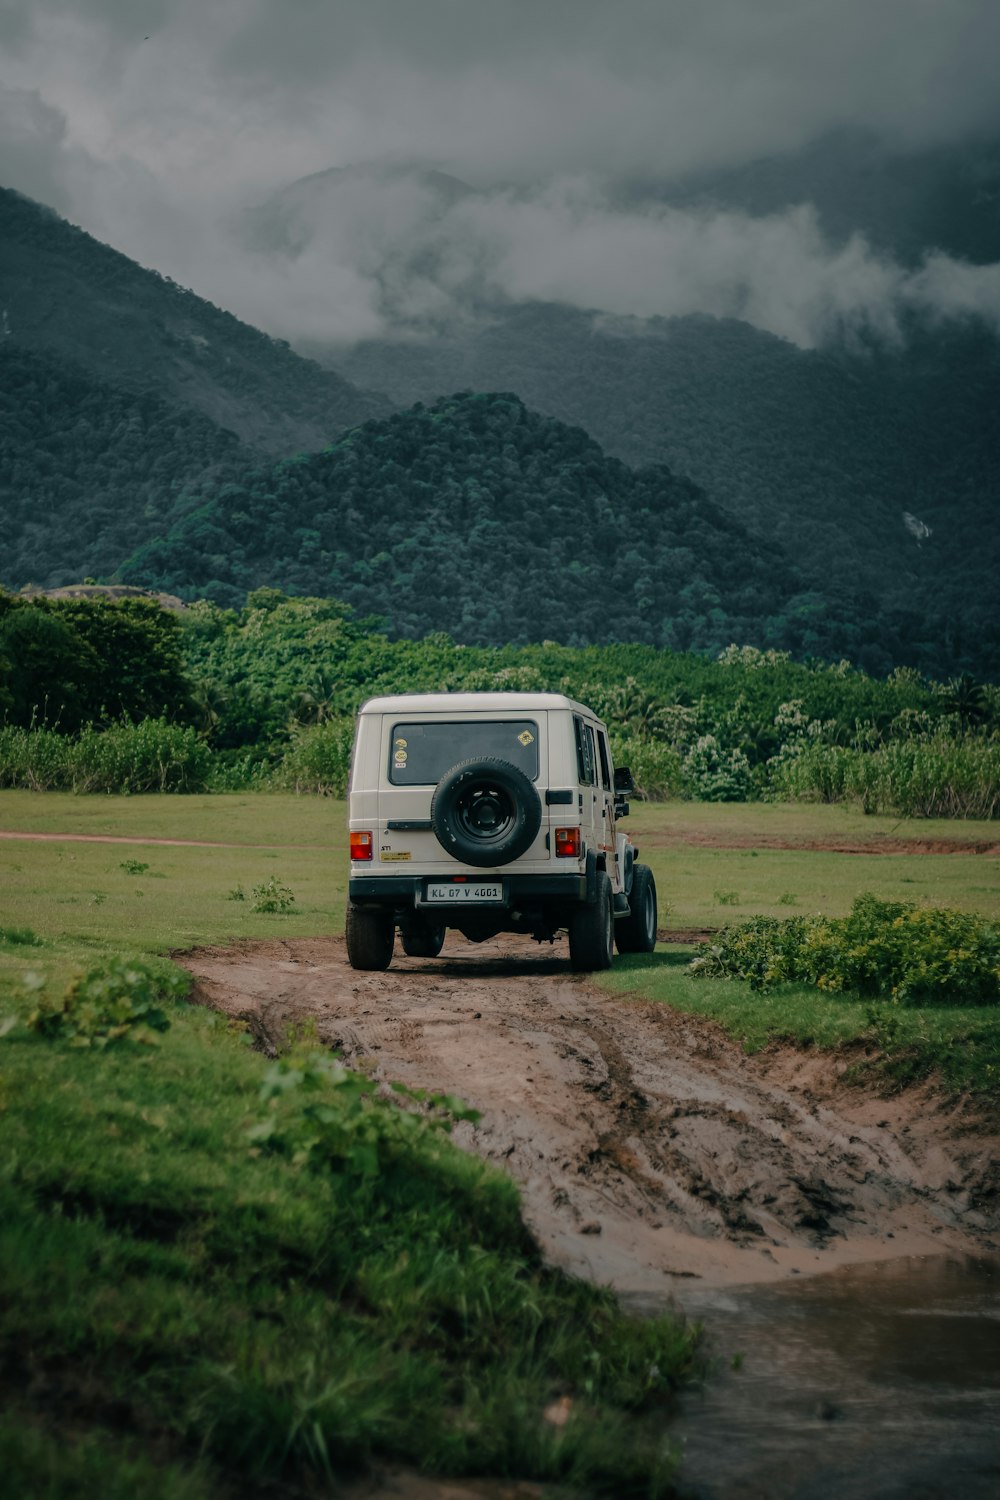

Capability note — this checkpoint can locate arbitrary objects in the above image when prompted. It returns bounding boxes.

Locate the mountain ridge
[0,185,390,455]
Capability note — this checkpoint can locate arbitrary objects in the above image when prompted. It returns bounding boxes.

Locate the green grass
[0,790,704,1494]
[625,799,1000,847]
[0,789,335,843]
[606,805,1000,1097]
[653,845,1000,929]
[1,982,698,1497]
[2,792,998,1486]
[620,802,1000,930]
[2,790,997,1095]
[602,952,1000,1097]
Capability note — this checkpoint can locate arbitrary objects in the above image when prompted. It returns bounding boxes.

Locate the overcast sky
[2,0,999,346]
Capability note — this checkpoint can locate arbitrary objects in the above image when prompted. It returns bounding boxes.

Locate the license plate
[425,881,503,904]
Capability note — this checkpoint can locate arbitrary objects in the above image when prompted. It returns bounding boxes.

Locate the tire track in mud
[182,935,999,1294]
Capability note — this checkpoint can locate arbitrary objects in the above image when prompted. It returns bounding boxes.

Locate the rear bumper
[348,873,589,909]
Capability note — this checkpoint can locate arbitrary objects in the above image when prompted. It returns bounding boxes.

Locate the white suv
[345,692,657,971]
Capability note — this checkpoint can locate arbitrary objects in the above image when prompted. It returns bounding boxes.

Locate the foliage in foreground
[23,958,182,1047]
[690,894,1000,1006]
[0,972,700,1496]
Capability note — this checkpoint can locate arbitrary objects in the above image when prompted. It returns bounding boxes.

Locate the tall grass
[2,716,997,818]
[0,719,211,793]
[772,734,1000,818]
[271,719,355,796]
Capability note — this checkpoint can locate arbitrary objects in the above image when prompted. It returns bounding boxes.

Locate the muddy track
[182,935,999,1293]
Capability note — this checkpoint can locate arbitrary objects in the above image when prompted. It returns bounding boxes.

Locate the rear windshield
[389,720,539,785]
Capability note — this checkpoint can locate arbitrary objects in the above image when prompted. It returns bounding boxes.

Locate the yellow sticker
[517,729,534,746]
[394,750,408,763]
[380,850,412,862]
[395,737,408,748]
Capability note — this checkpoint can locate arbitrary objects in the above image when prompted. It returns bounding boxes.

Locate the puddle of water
[632,1254,1000,1500]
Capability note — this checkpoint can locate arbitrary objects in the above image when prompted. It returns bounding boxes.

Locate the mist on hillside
[2,1,1000,349]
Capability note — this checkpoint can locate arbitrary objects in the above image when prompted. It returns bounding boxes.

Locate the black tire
[431,757,542,868]
[568,871,614,972]
[345,904,394,971]
[615,863,657,954]
[401,922,446,959]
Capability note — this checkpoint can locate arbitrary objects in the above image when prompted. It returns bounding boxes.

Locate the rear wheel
[615,863,657,954]
[568,871,614,972]
[401,921,446,959]
[345,904,394,971]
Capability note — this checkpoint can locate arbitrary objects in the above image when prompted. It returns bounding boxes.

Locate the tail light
[350,831,374,862]
[555,827,581,858]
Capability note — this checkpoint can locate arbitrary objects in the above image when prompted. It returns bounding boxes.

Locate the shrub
[767,742,859,804]
[71,719,211,793]
[0,720,210,793]
[22,959,186,1047]
[690,895,1000,1006]
[271,719,354,796]
[850,736,1000,819]
[250,877,296,914]
[683,734,753,802]
[771,734,1000,818]
[247,1051,481,1185]
[0,725,72,790]
[608,733,684,801]
[0,926,43,947]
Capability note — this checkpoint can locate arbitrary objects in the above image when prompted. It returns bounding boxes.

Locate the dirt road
[183,935,999,1293]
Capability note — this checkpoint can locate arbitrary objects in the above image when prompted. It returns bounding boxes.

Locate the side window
[596,729,612,790]
[574,715,595,786]
[586,725,599,788]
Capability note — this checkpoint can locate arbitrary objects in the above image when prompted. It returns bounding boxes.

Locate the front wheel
[616,863,657,954]
[345,905,394,971]
[568,871,614,972]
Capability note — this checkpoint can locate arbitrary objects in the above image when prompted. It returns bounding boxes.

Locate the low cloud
[214,171,1000,350]
[2,2,1000,351]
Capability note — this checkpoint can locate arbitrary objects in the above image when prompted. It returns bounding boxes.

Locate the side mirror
[614,766,636,794]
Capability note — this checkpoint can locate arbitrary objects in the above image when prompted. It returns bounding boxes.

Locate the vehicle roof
[358,691,603,719]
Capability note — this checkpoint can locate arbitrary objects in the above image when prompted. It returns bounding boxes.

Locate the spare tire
[431,757,542,868]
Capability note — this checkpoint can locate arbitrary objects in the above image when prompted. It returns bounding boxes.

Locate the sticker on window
[517,729,534,746]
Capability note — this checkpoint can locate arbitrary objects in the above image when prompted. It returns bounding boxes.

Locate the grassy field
[613,805,1000,1096]
[622,801,1000,929]
[0,788,705,1499]
[1,793,997,990]
[2,791,998,1490]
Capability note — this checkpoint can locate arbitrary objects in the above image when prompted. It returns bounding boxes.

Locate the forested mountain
[0,344,253,588]
[327,307,1000,676]
[121,391,911,667]
[2,180,996,679]
[0,187,389,455]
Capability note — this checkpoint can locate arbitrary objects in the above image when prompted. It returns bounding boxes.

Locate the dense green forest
[0,590,192,732]
[2,181,998,680]
[0,346,253,588]
[120,391,896,665]
[330,309,1000,678]
[3,589,996,814]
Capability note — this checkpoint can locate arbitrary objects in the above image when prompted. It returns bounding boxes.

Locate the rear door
[376,712,552,872]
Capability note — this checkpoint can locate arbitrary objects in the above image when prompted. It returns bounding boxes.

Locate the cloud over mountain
[1,1,999,348]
